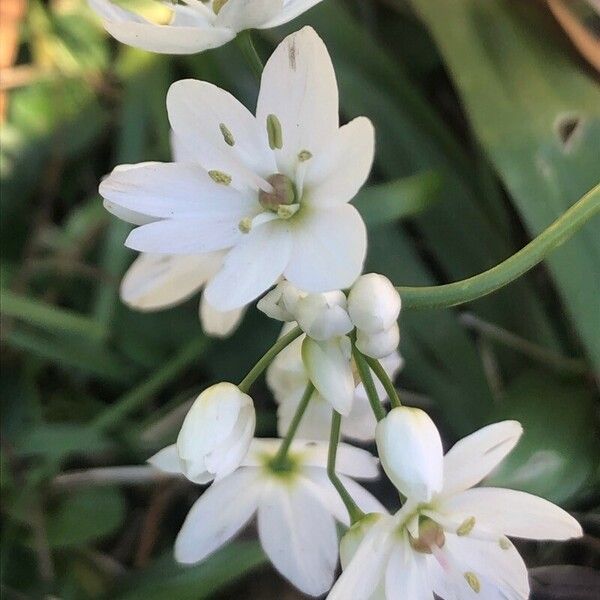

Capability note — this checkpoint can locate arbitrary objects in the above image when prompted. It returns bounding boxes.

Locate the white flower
[89,0,326,55]
[267,326,403,439]
[329,412,583,599]
[99,27,372,311]
[151,438,383,597]
[348,273,401,334]
[149,383,255,483]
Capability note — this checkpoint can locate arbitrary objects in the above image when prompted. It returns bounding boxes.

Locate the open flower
[151,438,383,597]
[89,0,326,55]
[150,383,255,483]
[99,27,372,311]
[267,325,403,439]
[328,409,583,599]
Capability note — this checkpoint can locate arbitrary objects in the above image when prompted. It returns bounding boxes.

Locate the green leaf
[487,371,599,506]
[112,542,267,600]
[410,0,600,369]
[46,487,126,548]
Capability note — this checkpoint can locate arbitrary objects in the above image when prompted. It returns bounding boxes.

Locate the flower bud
[176,383,255,483]
[375,406,443,502]
[295,291,353,341]
[257,281,303,322]
[348,273,401,333]
[355,322,399,358]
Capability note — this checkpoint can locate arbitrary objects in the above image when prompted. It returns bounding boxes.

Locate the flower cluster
[94,11,583,600]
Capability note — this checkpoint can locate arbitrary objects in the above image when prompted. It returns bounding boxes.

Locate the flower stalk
[352,344,387,422]
[327,411,365,525]
[363,354,402,409]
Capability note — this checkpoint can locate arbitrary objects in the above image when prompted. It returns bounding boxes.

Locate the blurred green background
[1,0,599,597]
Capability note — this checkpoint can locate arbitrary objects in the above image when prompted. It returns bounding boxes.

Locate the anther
[238,217,252,233]
[267,114,283,150]
[298,150,312,162]
[219,123,235,146]
[277,203,300,219]
[209,170,232,185]
[212,0,228,14]
[464,572,481,593]
[456,516,476,536]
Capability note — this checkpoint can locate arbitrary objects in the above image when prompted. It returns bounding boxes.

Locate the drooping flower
[150,383,255,483]
[267,324,403,439]
[99,27,372,311]
[89,0,326,55]
[150,438,383,597]
[328,409,583,599]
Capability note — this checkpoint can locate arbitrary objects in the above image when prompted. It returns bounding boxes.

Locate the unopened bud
[355,322,399,358]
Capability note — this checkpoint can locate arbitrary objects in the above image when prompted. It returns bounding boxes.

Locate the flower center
[409,517,446,554]
[259,173,298,212]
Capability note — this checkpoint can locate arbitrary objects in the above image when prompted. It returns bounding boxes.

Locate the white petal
[304,117,374,208]
[199,296,245,337]
[439,487,582,541]
[125,217,243,255]
[442,421,523,496]
[257,480,338,596]
[260,0,325,28]
[256,26,338,176]
[328,515,393,600]
[355,323,400,359]
[285,204,366,293]
[385,538,433,599]
[120,252,222,311]
[167,79,275,188]
[302,336,355,416]
[147,444,182,474]
[103,200,156,226]
[294,292,353,341]
[100,161,253,220]
[204,220,291,311]
[215,0,282,31]
[375,407,443,502]
[175,468,260,564]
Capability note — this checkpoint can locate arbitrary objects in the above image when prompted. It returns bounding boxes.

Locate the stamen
[212,0,228,14]
[277,203,300,219]
[499,536,511,550]
[219,123,235,146]
[267,114,283,150]
[238,217,252,233]
[456,516,476,536]
[298,150,312,162]
[209,170,232,185]
[464,572,481,593]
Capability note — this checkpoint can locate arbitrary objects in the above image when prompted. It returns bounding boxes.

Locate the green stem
[238,325,303,393]
[236,30,264,80]
[363,355,402,408]
[352,345,387,421]
[327,412,364,525]
[397,184,600,309]
[272,383,313,468]
[92,337,208,431]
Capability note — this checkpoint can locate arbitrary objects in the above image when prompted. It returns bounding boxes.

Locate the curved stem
[327,411,364,525]
[238,325,303,393]
[236,30,264,80]
[272,383,313,467]
[363,355,402,408]
[397,184,600,310]
[352,345,387,421]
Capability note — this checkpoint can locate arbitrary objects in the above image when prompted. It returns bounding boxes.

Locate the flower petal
[199,296,245,337]
[174,468,260,564]
[147,444,182,474]
[442,421,523,496]
[121,252,223,311]
[260,0,325,28]
[439,487,582,541]
[305,117,375,208]
[125,217,243,255]
[285,204,366,293]
[375,407,444,502]
[385,538,433,599]
[257,480,338,596]
[302,336,355,416]
[167,79,275,189]
[100,161,254,220]
[215,0,282,31]
[256,26,338,176]
[204,220,291,311]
